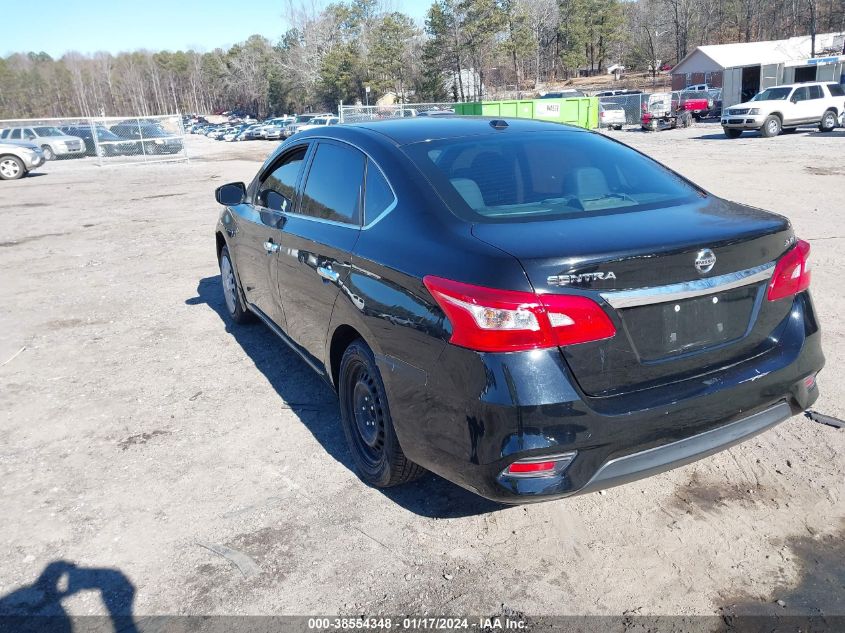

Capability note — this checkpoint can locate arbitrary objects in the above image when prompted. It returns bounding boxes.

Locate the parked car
[109,122,183,154]
[721,82,845,138]
[59,125,137,157]
[212,117,823,503]
[599,103,626,129]
[0,142,45,180]
[0,126,85,160]
[283,113,330,138]
[416,109,455,117]
[237,124,266,141]
[540,89,586,99]
[296,115,340,133]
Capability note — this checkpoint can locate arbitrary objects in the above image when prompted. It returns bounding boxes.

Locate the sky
[2,0,433,58]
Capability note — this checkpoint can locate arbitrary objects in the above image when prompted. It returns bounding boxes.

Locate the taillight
[767,239,811,301]
[423,276,616,352]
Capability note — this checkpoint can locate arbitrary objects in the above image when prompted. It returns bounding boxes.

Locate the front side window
[405,131,700,222]
[257,146,307,213]
[300,142,364,225]
[23,129,36,140]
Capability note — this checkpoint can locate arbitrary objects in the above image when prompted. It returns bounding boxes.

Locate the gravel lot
[0,122,843,622]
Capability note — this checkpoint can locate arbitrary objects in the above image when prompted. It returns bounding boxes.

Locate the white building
[671,32,845,107]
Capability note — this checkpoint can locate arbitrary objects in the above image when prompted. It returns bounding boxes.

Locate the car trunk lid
[471,198,795,396]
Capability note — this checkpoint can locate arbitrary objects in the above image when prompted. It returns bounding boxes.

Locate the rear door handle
[317,265,339,283]
[263,240,280,254]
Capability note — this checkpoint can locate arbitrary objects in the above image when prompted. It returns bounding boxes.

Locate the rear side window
[828,83,845,97]
[300,142,364,225]
[0,130,8,139]
[808,85,823,99]
[364,161,395,223]
[10,129,21,140]
[405,131,700,222]
[792,87,809,102]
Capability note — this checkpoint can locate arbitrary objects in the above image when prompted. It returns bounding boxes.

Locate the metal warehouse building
[672,32,845,107]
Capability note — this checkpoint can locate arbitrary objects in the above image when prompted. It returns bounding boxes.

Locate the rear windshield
[405,131,700,222]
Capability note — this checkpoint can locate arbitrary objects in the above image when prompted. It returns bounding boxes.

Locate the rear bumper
[383,292,823,503]
[576,401,791,495]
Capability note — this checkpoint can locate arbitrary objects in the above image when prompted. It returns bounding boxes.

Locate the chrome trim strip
[600,262,775,309]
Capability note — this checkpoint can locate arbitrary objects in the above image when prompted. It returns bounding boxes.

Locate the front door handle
[317,265,340,283]
[263,240,280,254]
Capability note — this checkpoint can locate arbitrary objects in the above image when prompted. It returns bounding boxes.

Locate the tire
[219,245,253,324]
[678,111,693,128]
[0,155,26,180]
[760,115,781,137]
[338,339,425,488]
[723,128,743,139]
[614,125,623,131]
[819,110,837,132]
[41,145,55,160]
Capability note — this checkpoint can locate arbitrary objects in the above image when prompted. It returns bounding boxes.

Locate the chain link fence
[339,103,459,123]
[0,115,187,166]
[597,93,647,126]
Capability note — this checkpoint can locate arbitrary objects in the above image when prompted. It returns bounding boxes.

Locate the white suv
[722,82,845,138]
[0,126,86,159]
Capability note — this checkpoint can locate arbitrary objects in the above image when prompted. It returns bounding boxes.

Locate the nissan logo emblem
[695,249,716,274]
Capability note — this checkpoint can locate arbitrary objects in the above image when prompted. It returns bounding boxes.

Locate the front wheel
[760,115,781,137]
[723,128,742,139]
[819,110,837,132]
[338,340,425,488]
[41,145,55,160]
[219,245,253,324]
[0,155,26,180]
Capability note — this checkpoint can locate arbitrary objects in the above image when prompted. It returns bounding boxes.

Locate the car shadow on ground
[719,523,845,623]
[0,560,138,632]
[186,275,503,519]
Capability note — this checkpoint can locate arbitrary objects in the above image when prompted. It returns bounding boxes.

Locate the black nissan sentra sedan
[213,117,823,503]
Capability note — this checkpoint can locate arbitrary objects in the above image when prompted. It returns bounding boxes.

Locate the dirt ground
[0,121,843,623]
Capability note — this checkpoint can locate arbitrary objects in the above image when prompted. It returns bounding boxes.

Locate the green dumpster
[453,97,598,130]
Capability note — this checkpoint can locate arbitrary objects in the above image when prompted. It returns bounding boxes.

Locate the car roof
[343,116,586,146]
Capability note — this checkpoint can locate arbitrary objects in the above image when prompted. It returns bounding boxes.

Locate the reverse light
[767,239,811,301]
[423,276,616,353]
[504,452,577,478]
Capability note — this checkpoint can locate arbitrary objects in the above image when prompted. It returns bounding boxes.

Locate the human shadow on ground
[0,560,138,633]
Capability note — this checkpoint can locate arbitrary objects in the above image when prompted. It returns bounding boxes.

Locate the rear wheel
[0,155,25,180]
[338,340,425,488]
[723,128,742,139]
[819,110,837,132]
[219,245,253,324]
[760,115,781,137]
[41,145,55,160]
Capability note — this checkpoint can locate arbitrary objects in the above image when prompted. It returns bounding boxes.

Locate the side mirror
[215,182,246,206]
